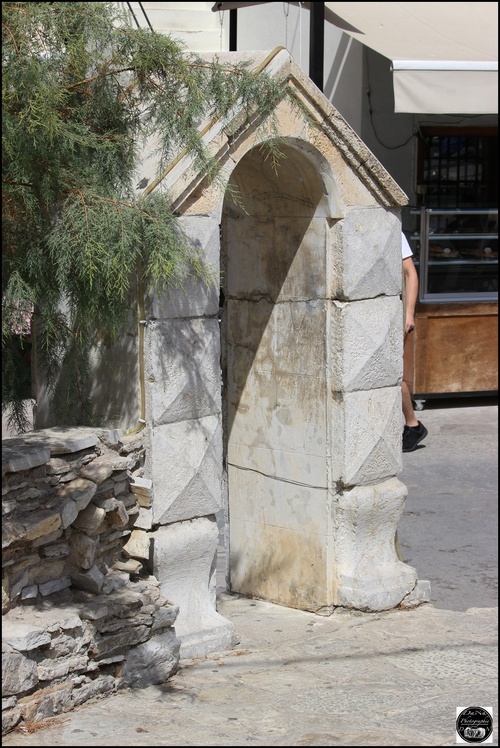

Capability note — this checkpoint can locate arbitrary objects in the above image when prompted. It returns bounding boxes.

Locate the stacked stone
[2,577,179,735]
[2,427,150,610]
[2,427,180,736]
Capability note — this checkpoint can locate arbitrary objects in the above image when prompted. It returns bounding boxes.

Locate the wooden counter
[405,301,498,397]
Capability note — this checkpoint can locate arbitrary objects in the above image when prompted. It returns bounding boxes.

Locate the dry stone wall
[2,427,180,736]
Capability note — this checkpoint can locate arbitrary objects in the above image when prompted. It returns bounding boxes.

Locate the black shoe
[402,421,428,452]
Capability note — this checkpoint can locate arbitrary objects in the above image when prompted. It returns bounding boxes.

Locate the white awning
[212,2,498,114]
[326,2,498,114]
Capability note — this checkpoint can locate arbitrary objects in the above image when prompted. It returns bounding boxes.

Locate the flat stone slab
[2,428,124,473]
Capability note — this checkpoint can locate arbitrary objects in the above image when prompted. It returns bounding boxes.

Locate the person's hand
[405,314,415,334]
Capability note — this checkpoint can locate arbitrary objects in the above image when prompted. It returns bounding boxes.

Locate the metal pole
[229,8,237,51]
[309,1,324,91]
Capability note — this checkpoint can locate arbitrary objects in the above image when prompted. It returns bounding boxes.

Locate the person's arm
[403,256,419,333]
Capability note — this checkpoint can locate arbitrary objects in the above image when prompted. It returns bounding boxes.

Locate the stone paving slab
[3,598,497,747]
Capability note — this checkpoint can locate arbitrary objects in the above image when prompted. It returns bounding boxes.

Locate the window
[420,130,497,209]
[403,128,498,301]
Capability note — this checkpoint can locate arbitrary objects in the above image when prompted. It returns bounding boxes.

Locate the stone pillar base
[335,477,419,611]
[153,517,234,658]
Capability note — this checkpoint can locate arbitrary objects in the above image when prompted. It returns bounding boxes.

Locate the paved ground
[3,397,498,746]
[397,396,498,611]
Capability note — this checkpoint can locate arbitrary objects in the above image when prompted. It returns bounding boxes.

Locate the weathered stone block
[129,477,152,509]
[226,213,328,302]
[330,296,404,391]
[228,458,328,534]
[18,682,73,723]
[153,518,233,658]
[330,209,402,301]
[119,628,180,688]
[24,509,62,543]
[146,215,220,319]
[38,576,72,597]
[122,529,150,561]
[227,297,328,463]
[37,654,88,682]
[333,477,418,610]
[40,542,70,559]
[2,651,39,696]
[131,506,153,530]
[56,478,96,511]
[71,674,115,707]
[79,459,114,484]
[60,499,79,529]
[73,504,106,534]
[69,532,97,569]
[2,621,52,651]
[90,625,150,659]
[2,444,50,474]
[330,387,403,486]
[106,500,129,528]
[113,558,143,575]
[146,318,221,426]
[149,416,222,525]
[229,514,331,612]
[71,565,104,594]
[27,559,66,586]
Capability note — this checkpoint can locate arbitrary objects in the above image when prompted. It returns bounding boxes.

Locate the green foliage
[2,1,290,430]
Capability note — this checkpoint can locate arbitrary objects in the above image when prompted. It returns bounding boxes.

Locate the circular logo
[456,707,493,743]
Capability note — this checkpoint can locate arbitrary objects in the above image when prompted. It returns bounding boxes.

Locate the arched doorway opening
[219,141,337,610]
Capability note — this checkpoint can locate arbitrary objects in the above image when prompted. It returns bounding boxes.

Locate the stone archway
[142,49,424,653]
[23,49,427,660]
[220,141,340,611]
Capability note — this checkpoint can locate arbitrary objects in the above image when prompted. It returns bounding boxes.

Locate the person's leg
[402,380,419,428]
[402,330,419,427]
[402,331,427,451]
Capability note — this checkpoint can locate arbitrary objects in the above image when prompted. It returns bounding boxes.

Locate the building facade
[122,1,498,404]
[22,3,496,658]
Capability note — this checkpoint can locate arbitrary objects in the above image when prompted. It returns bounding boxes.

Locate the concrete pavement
[3,398,498,746]
[397,397,498,612]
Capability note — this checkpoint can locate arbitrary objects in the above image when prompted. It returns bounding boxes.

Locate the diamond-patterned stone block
[146,319,221,426]
[331,387,403,486]
[330,209,402,301]
[149,415,222,525]
[146,215,220,319]
[331,296,404,391]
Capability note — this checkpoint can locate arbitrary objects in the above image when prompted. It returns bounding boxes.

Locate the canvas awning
[212,2,498,114]
[326,2,498,114]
